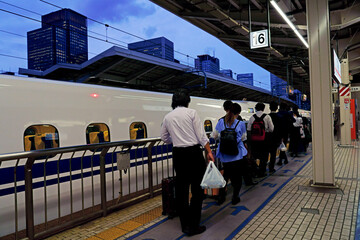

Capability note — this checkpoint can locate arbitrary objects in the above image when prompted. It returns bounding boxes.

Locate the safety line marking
[225,156,312,240]
[127,155,311,240]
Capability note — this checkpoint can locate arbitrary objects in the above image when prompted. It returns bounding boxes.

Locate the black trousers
[251,141,268,175]
[268,143,278,171]
[219,159,244,199]
[172,145,206,231]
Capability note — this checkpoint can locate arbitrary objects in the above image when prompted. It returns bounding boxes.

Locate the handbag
[200,161,226,189]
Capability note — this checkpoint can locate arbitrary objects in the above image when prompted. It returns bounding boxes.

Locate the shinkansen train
[0,75,309,237]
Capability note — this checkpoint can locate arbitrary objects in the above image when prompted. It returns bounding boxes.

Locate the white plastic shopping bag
[280,142,287,151]
[200,161,226,189]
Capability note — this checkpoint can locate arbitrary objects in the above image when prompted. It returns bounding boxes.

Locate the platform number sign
[250,29,269,49]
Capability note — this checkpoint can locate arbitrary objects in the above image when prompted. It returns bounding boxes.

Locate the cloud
[143,26,157,38]
[80,0,156,23]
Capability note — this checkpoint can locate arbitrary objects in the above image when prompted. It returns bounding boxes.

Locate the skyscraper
[27,9,88,71]
[220,69,233,78]
[237,73,254,85]
[128,37,174,61]
[194,55,220,74]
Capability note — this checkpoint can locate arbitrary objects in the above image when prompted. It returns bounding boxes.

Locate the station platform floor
[47,142,360,240]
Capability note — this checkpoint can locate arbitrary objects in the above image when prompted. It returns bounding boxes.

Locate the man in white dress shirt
[161,89,214,236]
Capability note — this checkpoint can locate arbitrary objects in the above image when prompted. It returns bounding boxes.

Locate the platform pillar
[339,57,352,146]
[306,0,335,186]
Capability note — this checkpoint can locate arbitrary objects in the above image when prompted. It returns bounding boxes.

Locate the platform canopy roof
[150,0,360,96]
[19,46,294,104]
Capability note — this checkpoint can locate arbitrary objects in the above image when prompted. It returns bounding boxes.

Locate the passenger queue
[160,89,312,237]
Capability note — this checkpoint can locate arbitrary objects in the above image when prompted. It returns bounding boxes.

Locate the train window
[24,125,59,151]
[130,122,147,140]
[86,123,110,144]
[204,120,213,132]
[248,108,255,113]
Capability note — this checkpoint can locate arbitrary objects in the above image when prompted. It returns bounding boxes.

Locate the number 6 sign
[250,29,269,49]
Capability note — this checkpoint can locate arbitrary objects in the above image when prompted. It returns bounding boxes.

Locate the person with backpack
[247,102,274,177]
[217,100,257,186]
[214,103,247,205]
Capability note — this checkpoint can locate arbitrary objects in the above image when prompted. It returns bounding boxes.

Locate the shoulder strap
[253,114,259,120]
[260,114,266,120]
[234,120,240,129]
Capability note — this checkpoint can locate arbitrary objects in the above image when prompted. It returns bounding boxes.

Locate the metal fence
[0,137,176,240]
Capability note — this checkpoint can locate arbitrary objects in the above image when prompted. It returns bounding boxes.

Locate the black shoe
[284,160,288,164]
[269,169,275,174]
[257,173,266,178]
[245,181,258,186]
[231,197,241,205]
[183,225,206,236]
[276,161,282,166]
[217,195,226,205]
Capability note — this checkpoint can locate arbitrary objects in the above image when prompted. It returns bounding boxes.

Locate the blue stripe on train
[0,144,173,196]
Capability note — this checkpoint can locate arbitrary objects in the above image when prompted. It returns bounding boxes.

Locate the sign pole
[339,56,352,146]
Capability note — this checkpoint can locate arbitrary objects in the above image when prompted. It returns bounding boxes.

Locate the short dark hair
[255,102,265,111]
[279,102,287,110]
[171,89,191,109]
[230,103,241,115]
[223,100,233,111]
[270,101,278,111]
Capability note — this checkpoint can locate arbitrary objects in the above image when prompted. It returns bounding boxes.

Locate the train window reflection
[24,124,59,151]
[86,123,110,144]
[248,108,255,113]
[130,122,147,140]
[204,120,213,132]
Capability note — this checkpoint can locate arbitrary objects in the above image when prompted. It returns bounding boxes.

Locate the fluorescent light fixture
[270,0,309,48]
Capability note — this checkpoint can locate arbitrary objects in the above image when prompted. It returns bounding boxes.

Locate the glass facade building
[194,55,220,74]
[128,37,174,61]
[27,9,88,71]
[220,69,233,78]
[237,73,254,85]
[270,73,287,97]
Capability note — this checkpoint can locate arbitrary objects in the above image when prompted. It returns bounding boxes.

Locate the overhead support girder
[330,3,360,30]
[186,0,249,35]
[152,74,177,85]
[76,57,127,83]
[126,65,158,84]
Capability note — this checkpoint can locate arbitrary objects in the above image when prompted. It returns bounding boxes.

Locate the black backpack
[220,120,240,155]
[250,114,266,141]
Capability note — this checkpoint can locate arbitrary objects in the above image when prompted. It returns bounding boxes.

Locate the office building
[270,73,287,97]
[128,37,174,61]
[194,55,220,74]
[220,69,233,78]
[27,9,88,71]
[237,73,254,85]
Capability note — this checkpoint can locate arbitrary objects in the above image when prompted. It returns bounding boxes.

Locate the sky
[0,0,271,90]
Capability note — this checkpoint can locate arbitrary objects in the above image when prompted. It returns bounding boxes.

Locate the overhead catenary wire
[39,0,196,60]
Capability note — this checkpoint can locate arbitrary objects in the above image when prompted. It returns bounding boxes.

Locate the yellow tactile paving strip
[46,196,165,240]
[91,206,163,240]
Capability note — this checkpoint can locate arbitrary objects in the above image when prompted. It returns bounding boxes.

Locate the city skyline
[0,0,272,90]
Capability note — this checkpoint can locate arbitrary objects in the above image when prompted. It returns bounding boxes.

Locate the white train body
[0,75,269,155]
[0,75,303,237]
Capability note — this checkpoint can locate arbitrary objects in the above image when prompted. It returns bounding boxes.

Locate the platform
[47,142,360,240]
